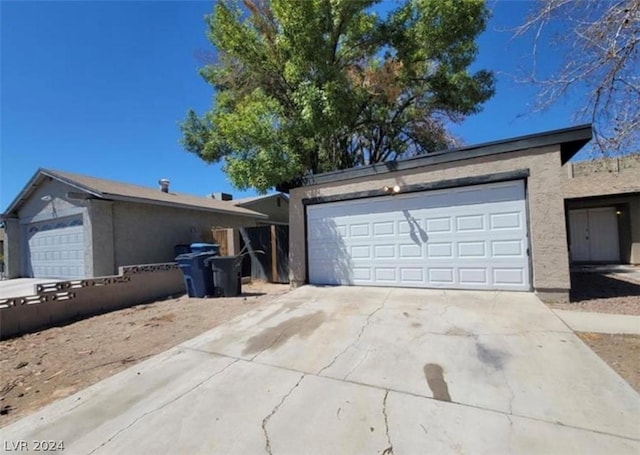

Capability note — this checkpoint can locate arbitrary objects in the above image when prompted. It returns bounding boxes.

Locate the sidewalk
[553,309,640,335]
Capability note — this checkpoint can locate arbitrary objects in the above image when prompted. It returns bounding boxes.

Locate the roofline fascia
[103,193,269,219]
[234,193,289,207]
[40,169,104,198]
[3,168,103,216]
[282,124,592,190]
[3,168,267,220]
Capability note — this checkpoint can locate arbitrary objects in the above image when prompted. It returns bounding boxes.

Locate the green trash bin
[205,256,242,297]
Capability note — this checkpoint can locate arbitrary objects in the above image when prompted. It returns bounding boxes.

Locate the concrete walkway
[2,286,639,454]
[553,309,640,335]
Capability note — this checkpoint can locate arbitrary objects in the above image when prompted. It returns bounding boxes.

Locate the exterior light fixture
[383,185,402,194]
[616,210,622,215]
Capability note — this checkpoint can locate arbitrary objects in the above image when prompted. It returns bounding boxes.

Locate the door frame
[567,206,621,264]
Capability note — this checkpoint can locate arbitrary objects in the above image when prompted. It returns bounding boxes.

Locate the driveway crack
[87,358,240,454]
[262,374,305,455]
[343,347,373,381]
[317,289,392,376]
[382,390,394,455]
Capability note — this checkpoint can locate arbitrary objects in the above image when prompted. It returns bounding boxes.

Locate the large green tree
[181,0,495,192]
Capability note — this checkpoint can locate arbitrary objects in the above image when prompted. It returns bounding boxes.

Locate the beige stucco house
[1,169,267,280]
[563,153,640,265]
[285,125,596,303]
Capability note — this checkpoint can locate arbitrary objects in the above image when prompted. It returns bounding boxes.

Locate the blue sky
[1,0,583,210]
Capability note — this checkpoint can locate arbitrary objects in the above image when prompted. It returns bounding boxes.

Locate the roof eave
[278,124,592,191]
[102,193,269,219]
[3,169,101,216]
[234,193,289,207]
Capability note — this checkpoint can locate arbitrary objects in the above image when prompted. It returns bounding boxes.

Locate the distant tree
[181,0,495,192]
[514,0,639,155]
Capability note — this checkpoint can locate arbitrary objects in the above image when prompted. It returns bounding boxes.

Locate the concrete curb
[553,310,640,335]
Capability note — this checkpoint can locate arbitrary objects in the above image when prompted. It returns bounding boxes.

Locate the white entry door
[307,180,530,291]
[569,207,619,263]
[24,215,85,279]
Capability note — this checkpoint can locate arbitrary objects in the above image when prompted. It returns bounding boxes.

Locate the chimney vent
[211,192,233,201]
[159,179,170,193]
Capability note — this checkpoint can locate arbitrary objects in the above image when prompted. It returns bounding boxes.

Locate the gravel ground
[548,272,640,315]
[0,282,290,427]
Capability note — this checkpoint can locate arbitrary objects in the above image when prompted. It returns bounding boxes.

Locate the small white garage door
[25,215,85,279]
[307,180,530,291]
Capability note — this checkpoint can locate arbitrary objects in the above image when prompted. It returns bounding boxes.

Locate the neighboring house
[233,193,289,225]
[563,153,640,265]
[1,169,267,280]
[283,124,593,303]
[208,192,289,225]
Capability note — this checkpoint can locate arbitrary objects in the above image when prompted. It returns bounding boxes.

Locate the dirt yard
[2,274,638,428]
[0,282,290,427]
[577,333,640,394]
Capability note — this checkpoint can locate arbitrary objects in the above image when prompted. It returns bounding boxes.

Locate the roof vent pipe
[159,179,170,193]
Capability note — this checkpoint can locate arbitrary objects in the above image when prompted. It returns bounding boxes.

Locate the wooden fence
[239,225,289,283]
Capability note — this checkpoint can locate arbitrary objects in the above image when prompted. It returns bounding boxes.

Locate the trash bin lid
[191,243,219,248]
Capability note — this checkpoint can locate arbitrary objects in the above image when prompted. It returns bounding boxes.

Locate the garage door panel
[427,243,453,258]
[307,180,530,291]
[458,241,487,258]
[490,212,522,230]
[491,240,525,257]
[425,217,452,234]
[459,268,488,285]
[374,244,396,259]
[456,215,485,232]
[402,243,425,258]
[493,268,526,286]
[428,268,455,284]
[25,215,85,279]
[373,221,395,236]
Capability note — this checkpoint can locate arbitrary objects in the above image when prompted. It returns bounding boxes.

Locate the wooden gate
[211,228,230,256]
[239,225,289,283]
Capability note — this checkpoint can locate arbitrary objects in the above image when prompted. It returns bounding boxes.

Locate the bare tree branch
[513,0,640,156]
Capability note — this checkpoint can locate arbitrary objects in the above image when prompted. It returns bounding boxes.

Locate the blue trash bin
[174,244,191,257]
[190,243,220,255]
[175,251,217,298]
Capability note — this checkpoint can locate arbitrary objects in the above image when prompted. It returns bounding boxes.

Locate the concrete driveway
[0,278,63,299]
[2,286,639,453]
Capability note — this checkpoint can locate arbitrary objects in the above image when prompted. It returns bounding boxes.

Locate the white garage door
[25,215,85,279]
[307,180,530,291]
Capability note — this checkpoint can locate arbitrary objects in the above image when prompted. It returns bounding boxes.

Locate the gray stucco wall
[289,145,571,302]
[3,219,22,279]
[17,178,86,222]
[86,199,115,276]
[110,201,258,271]
[6,177,261,278]
[8,178,89,278]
